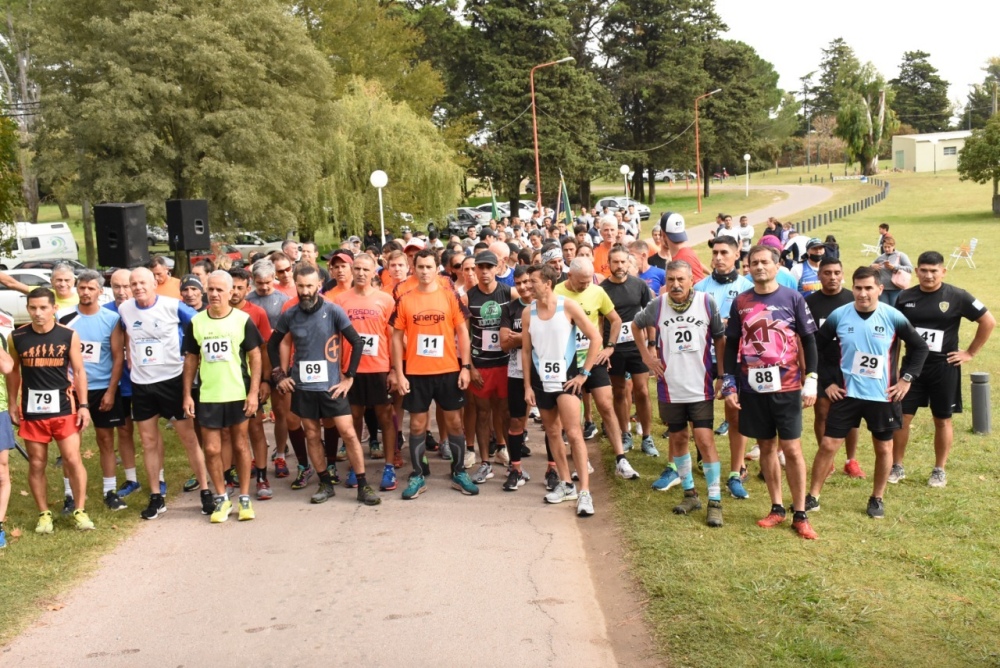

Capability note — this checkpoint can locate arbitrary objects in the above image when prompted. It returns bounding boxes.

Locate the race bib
[26,388,59,415]
[851,352,884,379]
[617,322,634,344]
[300,360,329,383]
[574,330,590,351]
[539,358,567,392]
[360,334,379,357]
[916,327,944,353]
[417,335,444,357]
[80,340,101,363]
[671,328,699,353]
[202,338,232,363]
[482,329,501,353]
[508,351,523,379]
[136,339,165,366]
[748,365,781,393]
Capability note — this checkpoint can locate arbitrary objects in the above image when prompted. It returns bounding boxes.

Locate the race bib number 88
[749,366,780,393]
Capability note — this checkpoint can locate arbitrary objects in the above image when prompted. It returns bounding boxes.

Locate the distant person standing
[871,235,912,306]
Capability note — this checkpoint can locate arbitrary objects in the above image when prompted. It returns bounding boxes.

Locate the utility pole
[801,72,814,173]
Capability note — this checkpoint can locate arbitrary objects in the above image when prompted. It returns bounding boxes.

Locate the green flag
[489,179,500,221]
[561,174,573,226]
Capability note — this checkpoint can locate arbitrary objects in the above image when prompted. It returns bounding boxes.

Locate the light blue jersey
[59,307,121,390]
[694,273,753,322]
[824,303,911,402]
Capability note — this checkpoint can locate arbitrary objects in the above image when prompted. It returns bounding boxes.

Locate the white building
[891,130,972,173]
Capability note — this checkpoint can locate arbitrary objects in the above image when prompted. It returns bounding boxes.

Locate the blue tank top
[103,302,132,397]
[60,307,121,390]
[825,303,910,401]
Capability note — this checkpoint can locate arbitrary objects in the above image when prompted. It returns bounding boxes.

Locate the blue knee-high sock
[705,462,722,502]
[674,453,694,490]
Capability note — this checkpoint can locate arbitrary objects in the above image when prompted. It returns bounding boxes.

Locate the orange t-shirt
[334,289,393,374]
[156,277,182,299]
[646,238,661,257]
[323,284,348,301]
[392,285,465,376]
[593,242,613,277]
[273,281,296,299]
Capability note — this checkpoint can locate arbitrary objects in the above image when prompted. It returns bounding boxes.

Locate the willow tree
[835,64,898,175]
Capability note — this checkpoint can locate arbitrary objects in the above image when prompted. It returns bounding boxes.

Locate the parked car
[147,225,169,246]
[456,207,490,226]
[0,222,79,270]
[0,268,112,324]
[190,245,243,266]
[474,201,535,220]
[594,197,651,220]
[231,232,285,260]
[11,258,89,275]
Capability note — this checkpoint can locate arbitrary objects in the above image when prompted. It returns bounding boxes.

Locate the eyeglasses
[450,264,463,270]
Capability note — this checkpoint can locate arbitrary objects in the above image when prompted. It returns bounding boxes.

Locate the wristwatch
[462,363,472,370]
[79,403,90,409]
[901,373,913,383]
[580,369,592,377]
[343,370,355,379]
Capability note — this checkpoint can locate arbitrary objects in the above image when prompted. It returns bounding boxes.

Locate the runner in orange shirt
[381,250,409,295]
[322,250,353,300]
[270,251,297,299]
[392,249,475,499]
[335,254,398,492]
[592,217,617,277]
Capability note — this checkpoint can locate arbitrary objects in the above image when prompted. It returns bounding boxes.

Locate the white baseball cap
[659,212,687,243]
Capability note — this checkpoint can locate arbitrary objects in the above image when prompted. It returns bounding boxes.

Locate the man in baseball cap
[658,212,707,283]
[789,238,826,296]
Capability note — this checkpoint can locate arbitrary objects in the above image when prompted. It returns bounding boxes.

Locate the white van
[0,222,79,269]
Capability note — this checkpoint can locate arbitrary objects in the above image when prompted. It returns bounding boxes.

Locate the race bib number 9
[300,360,329,384]
[202,338,232,363]
[916,327,944,353]
[27,388,59,415]
[417,335,444,358]
[851,352,884,379]
[360,335,379,357]
[80,341,101,363]
[482,329,501,353]
[136,339,165,366]
[749,365,780,393]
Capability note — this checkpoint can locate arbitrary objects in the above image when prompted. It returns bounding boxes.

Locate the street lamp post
[744,153,751,197]
[370,170,388,244]
[694,88,722,214]
[619,164,630,199]
[531,56,575,212]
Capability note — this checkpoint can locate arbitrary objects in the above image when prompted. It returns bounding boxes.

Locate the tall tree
[889,51,950,133]
[0,115,23,254]
[813,38,860,117]
[834,63,898,175]
[963,57,1000,130]
[957,113,1000,216]
[0,0,40,222]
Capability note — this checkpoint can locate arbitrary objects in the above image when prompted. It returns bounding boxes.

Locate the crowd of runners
[0,207,992,547]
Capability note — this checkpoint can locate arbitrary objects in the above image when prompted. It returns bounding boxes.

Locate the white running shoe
[616,458,640,480]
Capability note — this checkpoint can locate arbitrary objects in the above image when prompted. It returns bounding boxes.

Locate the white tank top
[529,297,578,392]
[655,292,715,403]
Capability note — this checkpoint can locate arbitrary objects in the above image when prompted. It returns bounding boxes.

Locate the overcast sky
[715,0,997,112]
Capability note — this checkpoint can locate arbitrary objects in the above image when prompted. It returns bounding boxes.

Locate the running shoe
[160,481,167,496]
[522,445,532,457]
[451,471,480,495]
[211,497,233,523]
[256,480,273,501]
[327,464,342,485]
[426,432,440,452]
[622,431,634,452]
[393,451,405,469]
[117,480,141,497]
[357,484,382,506]
[345,469,358,489]
[529,406,541,423]
[673,489,702,515]
[571,460,594,481]
[544,482,578,504]
[274,457,290,478]
[502,468,526,492]
[494,446,510,466]
[745,445,760,461]
[463,449,477,469]
[104,490,127,511]
[488,436,498,459]
[200,489,214,515]
[336,443,348,462]
[420,456,431,477]
[706,500,724,527]
[757,510,787,528]
[727,476,749,500]
[402,474,426,500]
[777,450,786,468]
[35,510,54,534]
[440,442,452,461]
[651,467,680,491]
[615,458,640,480]
[866,496,884,519]
[640,436,660,457]
[582,421,597,440]
[238,496,255,521]
[714,420,729,436]
[291,465,314,490]
[0,529,6,549]
[141,494,167,521]
[380,465,398,492]
[225,466,239,487]
[472,462,493,484]
[792,518,818,540]
[928,467,947,488]
[805,494,820,512]
[887,464,905,484]
[844,459,867,479]
[311,481,336,504]
[370,439,384,460]
[576,491,595,517]
[739,465,749,483]
[61,495,75,516]
[545,468,560,492]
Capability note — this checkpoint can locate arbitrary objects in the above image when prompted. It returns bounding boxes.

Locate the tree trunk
[632,164,645,203]
[81,198,96,268]
[576,178,590,211]
[647,167,656,207]
[992,177,999,217]
[57,199,70,219]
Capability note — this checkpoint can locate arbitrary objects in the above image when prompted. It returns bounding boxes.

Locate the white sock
[159,469,165,483]
[63,477,73,497]
[103,477,116,495]
[125,467,137,483]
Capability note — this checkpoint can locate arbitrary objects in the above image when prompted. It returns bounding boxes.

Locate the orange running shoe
[757,511,787,528]
[844,459,867,479]
[792,518,818,540]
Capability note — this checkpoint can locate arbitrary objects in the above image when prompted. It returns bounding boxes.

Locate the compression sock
[288,428,308,464]
[323,427,339,466]
[674,453,694,490]
[409,433,428,476]
[447,434,466,475]
[364,408,379,441]
[704,461,722,502]
[508,432,524,465]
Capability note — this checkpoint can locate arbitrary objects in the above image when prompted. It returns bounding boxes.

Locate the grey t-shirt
[274,300,353,391]
[247,290,290,328]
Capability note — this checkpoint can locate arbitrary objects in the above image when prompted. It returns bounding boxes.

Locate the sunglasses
[276,267,292,274]
[450,264,463,270]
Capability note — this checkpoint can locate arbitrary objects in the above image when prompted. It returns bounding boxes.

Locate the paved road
[685,184,832,245]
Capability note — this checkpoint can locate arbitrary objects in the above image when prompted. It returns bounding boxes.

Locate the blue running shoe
[159,481,167,496]
[641,436,660,457]
[402,474,426,500]
[380,465,397,492]
[0,529,6,549]
[714,421,729,436]
[727,476,749,499]
[451,471,480,495]
[651,467,680,491]
[346,469,358,488]
[117,480,141,498]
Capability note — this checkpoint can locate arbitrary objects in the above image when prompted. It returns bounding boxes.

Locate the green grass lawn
[606,167,1000,667]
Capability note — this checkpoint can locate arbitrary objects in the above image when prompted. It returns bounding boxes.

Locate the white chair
[949,238,978,269]
[861,242,879,256]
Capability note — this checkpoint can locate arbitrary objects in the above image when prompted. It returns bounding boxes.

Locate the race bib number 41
[916,327,944,353]
[749,365,780,393]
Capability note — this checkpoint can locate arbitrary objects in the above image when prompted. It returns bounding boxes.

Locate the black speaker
[95,203,150,268]
[166,199,210,251]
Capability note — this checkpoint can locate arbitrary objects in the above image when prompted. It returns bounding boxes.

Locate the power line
[536,106,695,153]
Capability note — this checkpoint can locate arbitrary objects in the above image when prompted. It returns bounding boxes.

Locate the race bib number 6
[136,339,164,366]
[749,365,780,393]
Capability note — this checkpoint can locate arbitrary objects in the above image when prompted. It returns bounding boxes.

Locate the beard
[299,293,322,313]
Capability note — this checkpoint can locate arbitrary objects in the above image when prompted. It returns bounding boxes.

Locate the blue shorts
[0,411,16,451]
